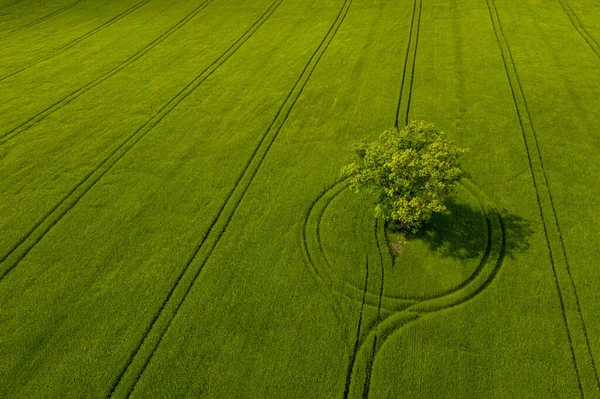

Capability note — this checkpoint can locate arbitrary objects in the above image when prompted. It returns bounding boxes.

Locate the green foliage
[342,121,468,232]
[1,0,598,397]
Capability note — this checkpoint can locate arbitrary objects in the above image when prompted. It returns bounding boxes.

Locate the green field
[1,0,599,397]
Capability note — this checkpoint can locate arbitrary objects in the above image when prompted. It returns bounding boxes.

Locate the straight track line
[486,0,599,395]
[0,0,87,39]
[106,0,355,395]
[0,0,150,83]
[361,220,385,399]
[0,0,214,145]
[394,0,422,128]
[555,0,600,59]
[0,0,26,11]
[346,0,423,388]
[0,0,260,283]
[343,256,369,399]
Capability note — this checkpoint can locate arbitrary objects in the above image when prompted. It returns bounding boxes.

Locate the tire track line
[304,182,418,311]
[555,0,600,59]
[394,0,422,128]
[300,181,348,326]
[108,0,354,396]
[499,0,600,390]
[316,182,350,273]
[486,0,599,395]
[0,0,150,83]
[361,219,385,399]
[411,210,505,313]
[356,207,506,399]
[0,0,216,271]
[0,0,87,39]
[343,256,369,399]
[356,188,502,398]
[0,0,26,12]
[0,0,214,145]
[0,0,272,282]
[301,180,350,286]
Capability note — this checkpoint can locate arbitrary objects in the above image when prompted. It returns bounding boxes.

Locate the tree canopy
[341,121,468,232]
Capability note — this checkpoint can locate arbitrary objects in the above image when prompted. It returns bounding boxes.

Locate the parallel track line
[0,0,26,12]
[394,0,421,128]
[0,0,87,39]
[0,0,262,283]
[342,0,423,385]
[555,0,600,59]
[486,0,599,395]
[402,0,422,126]
[361,219,385,399]
[343,256,369,399]
[0,0,150,83]
[0,0,214,145]
[107,0,355,395]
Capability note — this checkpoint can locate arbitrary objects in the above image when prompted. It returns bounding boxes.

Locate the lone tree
[341,121,468,232]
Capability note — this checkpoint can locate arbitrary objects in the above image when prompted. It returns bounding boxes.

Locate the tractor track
[0,0,150,83]
[555,0,600,59]
[0,0,214,145]
[0,0,26,12]
[106,0,355,395]
[303,181,416,311]
[394,0,422,128]
[343,185,505,398]
[486,0,599,395]
[317,183,493,303]
[361,219,385,399]
[302,180,348,280]
[297,0,512,393]
[0,0,222,276]
[357,209,505,399]
[302,0,421,310]
[342,256,369,399]
[0,0,283,283]
[302,180,503,399]
[0,0,87,39]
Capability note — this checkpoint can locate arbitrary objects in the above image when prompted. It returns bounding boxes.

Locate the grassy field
[0,0,599,397]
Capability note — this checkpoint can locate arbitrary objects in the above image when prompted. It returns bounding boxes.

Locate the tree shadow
[388,198,534,260]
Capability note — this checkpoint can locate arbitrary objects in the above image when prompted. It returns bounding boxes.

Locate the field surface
[1,0,599,397]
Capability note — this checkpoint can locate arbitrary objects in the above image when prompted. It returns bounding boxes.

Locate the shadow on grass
[388,199,534,260]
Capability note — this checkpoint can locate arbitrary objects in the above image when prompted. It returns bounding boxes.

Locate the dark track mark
[104,2,286,397]
[343,256,369,399]
[357,208,506,399]
[310,181,492,305]
[301,180,348,288]
[402,0,422,126]
[412,210,504,313]
[0,0,224,280]
[106,0,355,396]
[382,185,493,302]
[555,0,600,59]
[394,0,422,128]
[485,1,583,393]
[305,179,505,397]
[301,203,347,326]
[0,0,150,83]
[316,184,342,273]
[0,0,87,39]
[304,182,413,310]
[486,0,598,395]
[0,0,26,12]
[304,181,504,397]
[326,0,511,394]
[361,220,385,399]
[0,0,214,145]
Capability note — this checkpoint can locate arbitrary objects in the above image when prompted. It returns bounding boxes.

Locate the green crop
[0,0,598,397]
